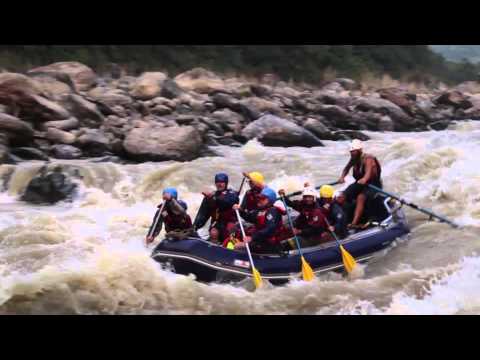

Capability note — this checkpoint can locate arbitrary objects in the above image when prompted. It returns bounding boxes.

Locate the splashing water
[2,122,480,314]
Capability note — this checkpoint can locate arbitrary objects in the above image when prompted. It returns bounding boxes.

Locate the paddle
[280,196,315,281]
[367,184,459,229]
[280,181,340,200]
[235,209,263,289]
[146,201,166,247]
[324,218,357,274]
[238,176,247,195]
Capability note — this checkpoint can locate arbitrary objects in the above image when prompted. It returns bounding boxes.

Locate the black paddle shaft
[279,181,340,200]
[367,184,459,229]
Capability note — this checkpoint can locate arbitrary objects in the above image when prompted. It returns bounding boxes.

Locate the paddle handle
[235,209,256,269]
[238,176,247,195]
[367,184,459,228]
[280,196,304,257]
[147,201,166,241]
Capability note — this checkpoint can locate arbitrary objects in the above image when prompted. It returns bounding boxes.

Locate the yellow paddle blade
[340,245,357,273]
[301,256,315,281]
[252,267,263,289]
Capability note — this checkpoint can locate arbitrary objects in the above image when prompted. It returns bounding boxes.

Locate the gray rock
[303,118,333,139]
[10,147,49,161]
[242,114,323,147]
[429,120,451,131]
[333,130,371,141]
[28,61,97,92]
[211,108,244,134]
[315,104,360,129]
[175,68,226,94]
[161,79,184,99]
[46,128,76,145]
[123,125,203,162]
[43,117,79,131]
[130,72,168,100]
[21,167,77,204]
[75,129,111,157]
[62,94,104,127]
[151,105,172,116]
[88,87,133,108]
[50,144,83,159]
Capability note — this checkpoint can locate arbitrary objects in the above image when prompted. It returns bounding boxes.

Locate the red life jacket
[255,206,286,245]
[161,206,193,232]
[243,187,263,211]
[207,191,237,225]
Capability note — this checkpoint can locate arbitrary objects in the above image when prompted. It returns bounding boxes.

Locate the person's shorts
[344,183,379,202]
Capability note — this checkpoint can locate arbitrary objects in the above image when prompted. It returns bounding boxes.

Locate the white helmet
[302,187,317,199]
[349,139,363,151]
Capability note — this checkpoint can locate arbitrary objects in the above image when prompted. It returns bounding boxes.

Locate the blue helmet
[177,200,188,211]
[260,187,277,204]
[214,173,229,184]
[163,187,178,199]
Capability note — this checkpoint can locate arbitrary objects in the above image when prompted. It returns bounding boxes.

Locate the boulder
[28,61,97,92]
[0,113,34,146]
[251,84,273,98]
[160,79,184,99]
[429,120,451,131]
[151,105,172,116]
[353,97,418,131]
[174,68,226,94]
[62,94,104,127]
[242,114,323,147]
[50,144,83,159]
[237,97,286,121]
[46,128,76,145]
[211,108,244,134]
[29,94,70,121]
[75,129,111,157]
[334,78,358,91]
[21,167,77,204]
[332,130,371,141]
[10,147,49,161]
[0,73,45,116]
[434,90,472,110]
[0,143,9,164]
[129,72,167,100]
[303,118,333,139]
[43,117,79,131]
[88,87,133,108]
[123,125,203,162]
[28,73,75,100]
[315,104,360,129]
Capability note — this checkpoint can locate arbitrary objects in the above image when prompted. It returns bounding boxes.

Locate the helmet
[319,185,334,199]
[260,187,277,204]
[248,172,265,185]
[302,187,317,199]
[214,173,229,184]
[177,200,188,210]
[163,187,178,199]
[349,139,363,151]
[334,190,345,199]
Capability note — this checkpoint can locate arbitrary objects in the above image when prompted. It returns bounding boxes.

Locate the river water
[1,121,480,314]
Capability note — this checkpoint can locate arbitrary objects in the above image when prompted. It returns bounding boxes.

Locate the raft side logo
[234,260,251,268]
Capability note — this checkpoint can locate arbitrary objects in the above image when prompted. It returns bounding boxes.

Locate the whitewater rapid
[1,121,480,314]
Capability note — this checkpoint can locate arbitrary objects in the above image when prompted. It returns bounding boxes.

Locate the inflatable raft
[151,195,410,284]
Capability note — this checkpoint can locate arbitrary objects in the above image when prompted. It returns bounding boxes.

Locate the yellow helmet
[319,185,334,199]
[248,172,265,185]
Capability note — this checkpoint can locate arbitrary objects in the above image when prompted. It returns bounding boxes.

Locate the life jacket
[160,204,193,232]
[243,187,263,211]
[255,206,285,245]
[208,189,238,225]
[352,153,382,187]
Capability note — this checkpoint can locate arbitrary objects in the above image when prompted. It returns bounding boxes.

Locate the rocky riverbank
[1,61,480,164]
